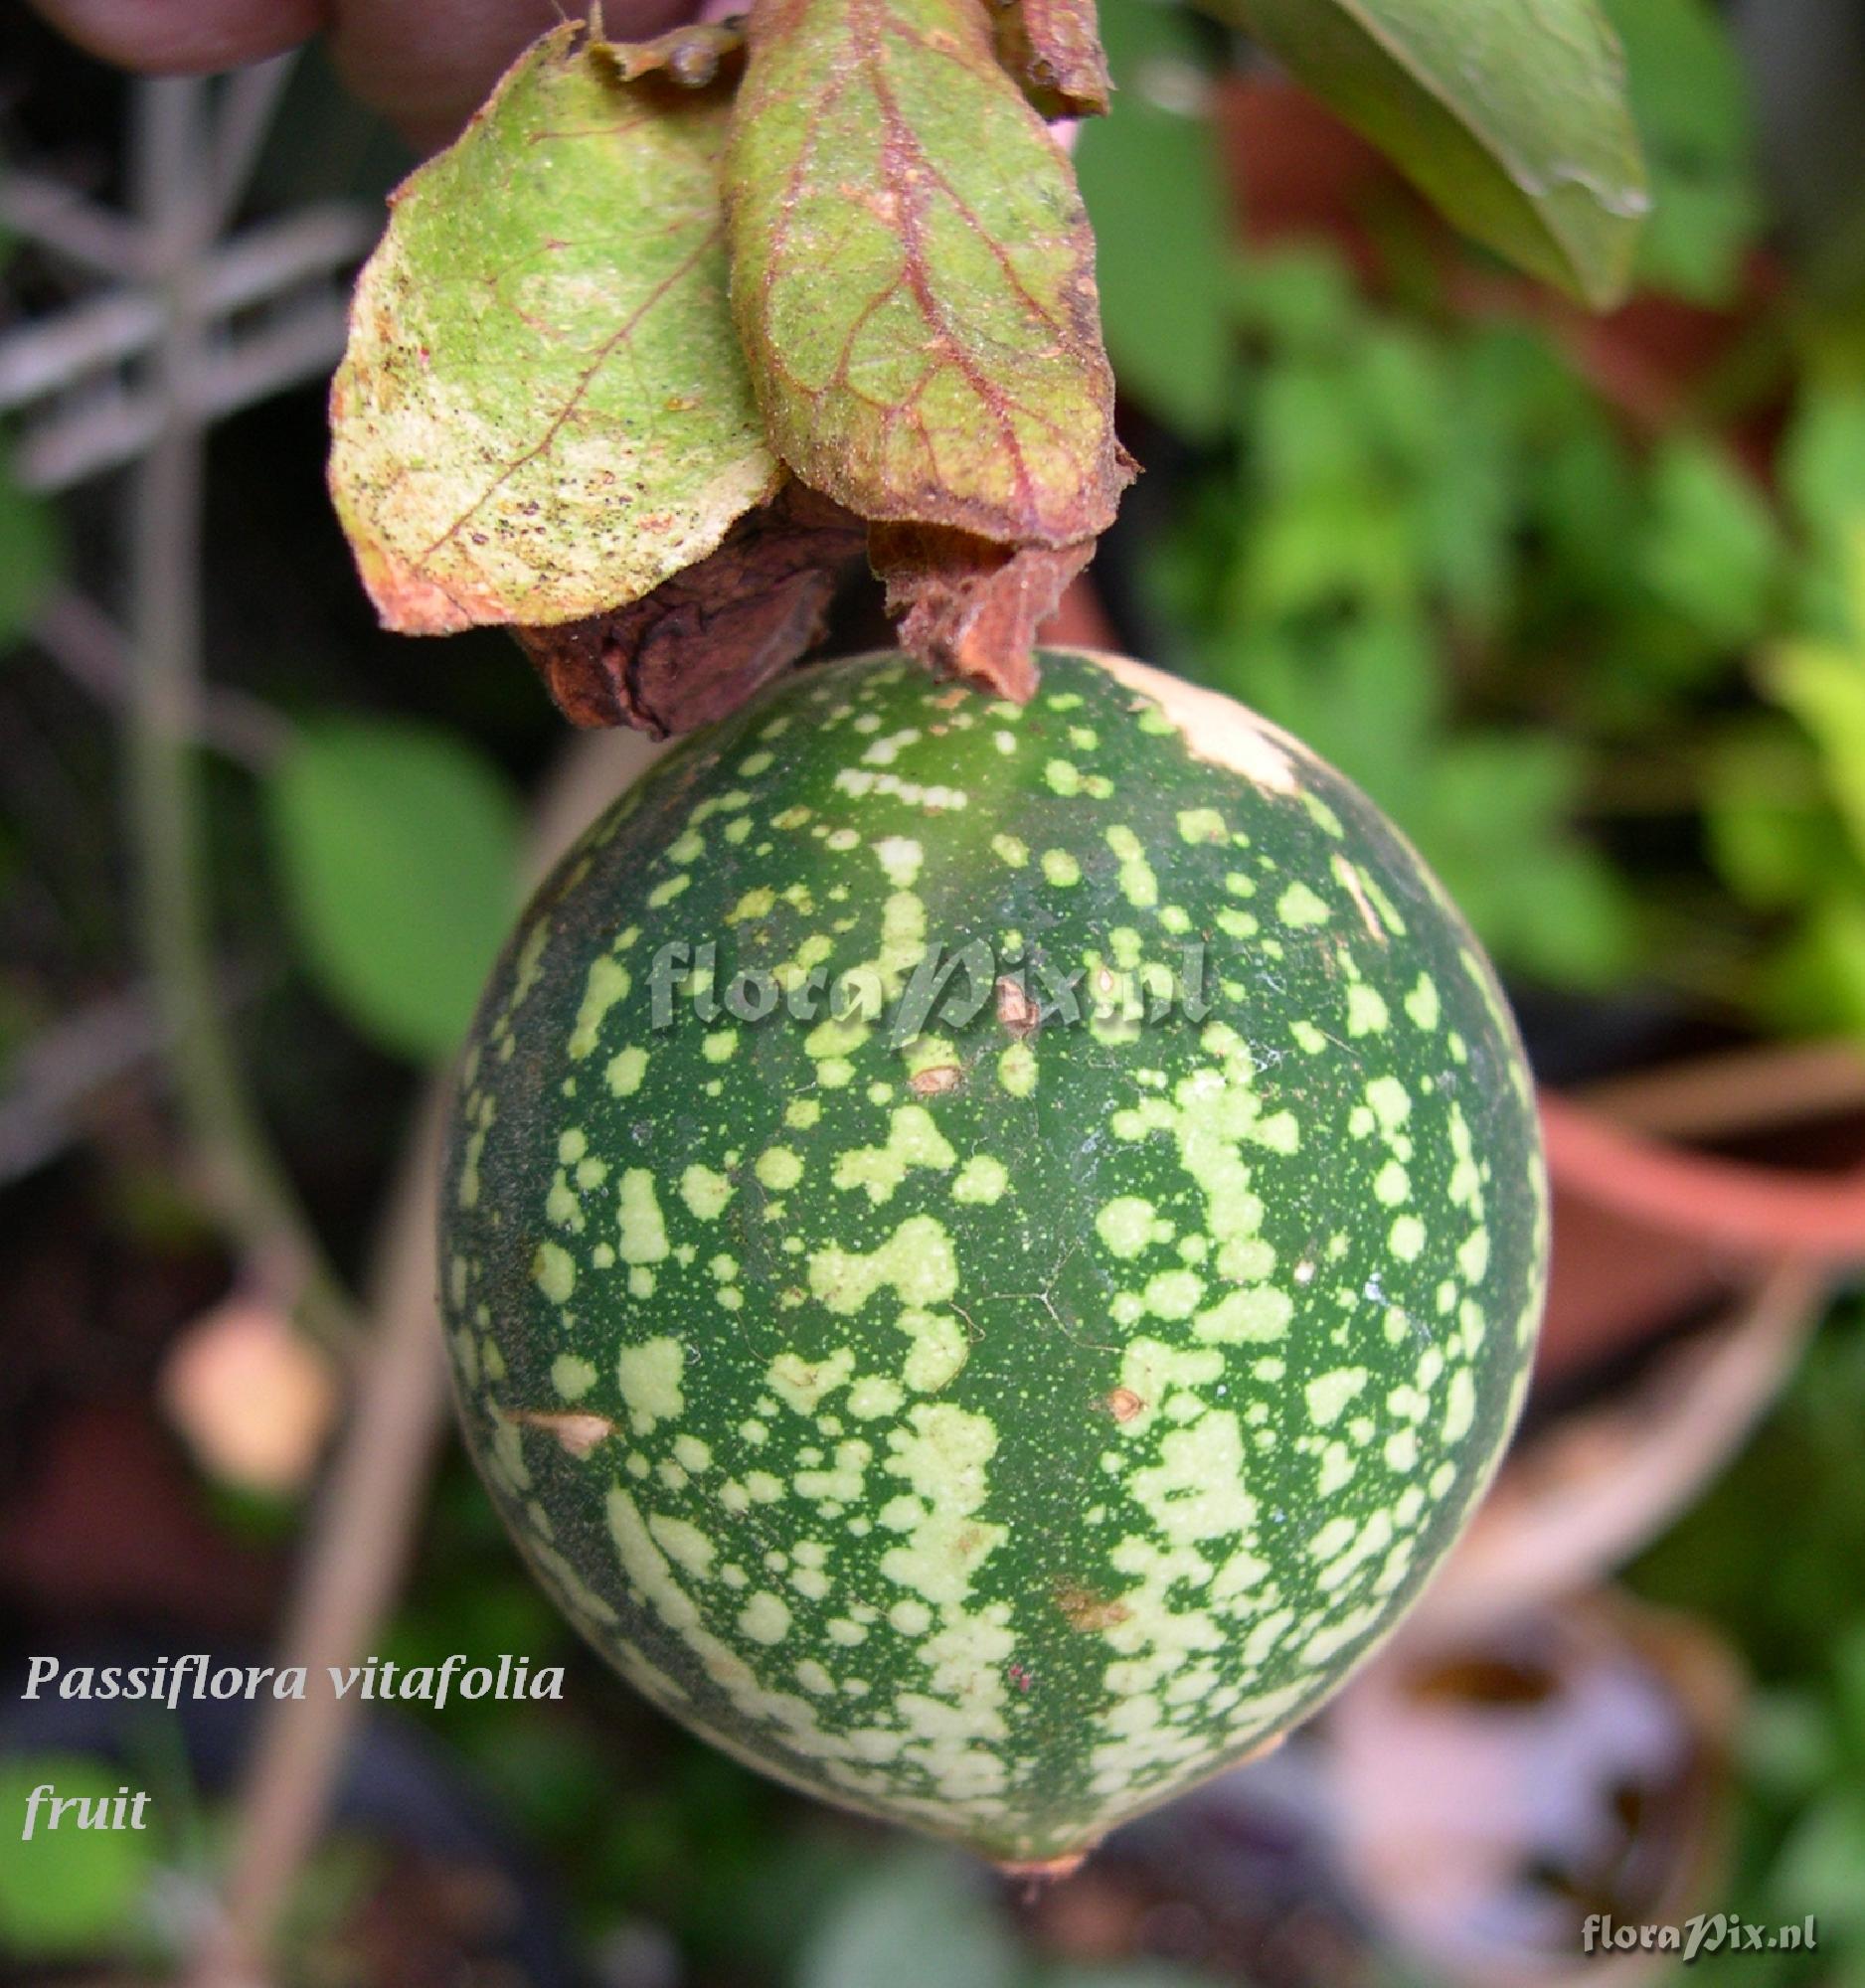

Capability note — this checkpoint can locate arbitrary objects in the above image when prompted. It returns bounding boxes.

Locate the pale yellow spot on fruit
[873,835,923,888]
[739,1591,791,1644]
[833,1105,954,1202]
[616,1336,683,1435]
[997,1042,1037,1097]
[756,1146,804,1192]
[606,1046,647,1097]
[533,1242,575,1304]
[553,1353,596,1401]
[568,955,629,1060]
[680,1165,733,1220]
[1305,1368,1367,1426]
[768,1348,855,1413]
[951,1155,1009,1205]
[617,1169,668,1263]
[649,1514,715,1578]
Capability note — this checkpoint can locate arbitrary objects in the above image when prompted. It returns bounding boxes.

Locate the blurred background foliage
[4,0,1865,1982]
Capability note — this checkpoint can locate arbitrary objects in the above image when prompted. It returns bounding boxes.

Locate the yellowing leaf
[724,0,1128,552]
[328,26,779,635]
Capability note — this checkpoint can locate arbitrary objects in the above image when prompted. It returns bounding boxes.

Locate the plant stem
[124,78,356,1350]
[186,1094,453,1988]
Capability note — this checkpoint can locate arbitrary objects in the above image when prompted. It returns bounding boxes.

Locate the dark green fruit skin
[440,651,1546,1865]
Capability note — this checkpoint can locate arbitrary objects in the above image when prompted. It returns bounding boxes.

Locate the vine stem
[123,76,357,1350]
[183,726,664,1987]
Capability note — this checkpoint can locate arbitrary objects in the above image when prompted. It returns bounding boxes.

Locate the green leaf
[725,0,1127,548]
[1758,892,1865,1038]
[0,447,60,645]
[1704,730,1850,911]
[1781,393,1865,553]
[1206,0,1648,307]
[1076,0,1235,439]
[0,1754,156,1957]
[328,25,778,634]
[795,1851,1019,1988]
[1770,632,1865,866]
[268,719,522,1062]
[1636,436,1781,650]
[1602,0,1761,304]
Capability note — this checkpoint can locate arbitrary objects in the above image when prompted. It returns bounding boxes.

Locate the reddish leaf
[515,484,866,737]
[724,0,1129,551]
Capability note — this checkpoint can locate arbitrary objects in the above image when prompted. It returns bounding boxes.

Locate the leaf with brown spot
[993,0,1111,118]
[870,524,1097,701]
[328,24,778,636]
[723,0,1131,681]
[515,483,866,737]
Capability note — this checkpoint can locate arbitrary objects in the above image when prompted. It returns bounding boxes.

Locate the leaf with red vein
[993,0,1112,118]
[723,0,1129,554]
[328,25,778,635]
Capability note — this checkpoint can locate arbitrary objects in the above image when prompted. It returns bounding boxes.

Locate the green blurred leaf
[1758,890,1865,1037]
[1770,632,1865,864]
[0,448,61,646]
[1229,248,1362,352]
[795,1850,1019,1988]
[1771,1793,1865,1936]
[1780,393,1865,555]
[1420,734,1636,987]
[1206,0,1648,306]
[1636,436,1781,651]
[267,718,522,1062]
[0,1754,157,1958]
[1602,0,1760,303]
[1704,730,1852,911]
[1077,0,1234,439]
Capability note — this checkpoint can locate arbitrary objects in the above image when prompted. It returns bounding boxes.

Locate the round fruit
[441,649,1546,1866]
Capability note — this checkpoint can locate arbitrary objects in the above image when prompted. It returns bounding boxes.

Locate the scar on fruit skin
[511,1408,617,1457]
[995,976,1039,1035]
[1054,1581,1132,1632]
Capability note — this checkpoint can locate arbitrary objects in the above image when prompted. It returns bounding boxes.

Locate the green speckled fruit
[440,650,1546,1866]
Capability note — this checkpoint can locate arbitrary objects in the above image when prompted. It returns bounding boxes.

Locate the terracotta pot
[1536,1045,1865,1382]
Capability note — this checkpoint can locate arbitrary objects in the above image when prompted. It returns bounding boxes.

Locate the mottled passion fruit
[440,650,1546,1865]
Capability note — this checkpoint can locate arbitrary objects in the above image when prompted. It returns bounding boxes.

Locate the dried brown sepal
[870,523,1098,703]
[515,484,866,737]
[593,16,748,88]
[992,0,1112,119]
